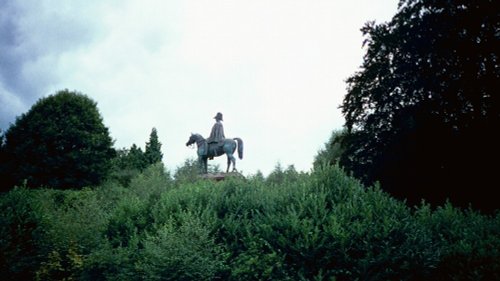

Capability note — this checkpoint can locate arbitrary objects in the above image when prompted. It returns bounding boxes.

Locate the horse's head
[186,133,202,146]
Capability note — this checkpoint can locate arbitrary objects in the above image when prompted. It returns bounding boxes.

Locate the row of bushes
[1,164,499,280]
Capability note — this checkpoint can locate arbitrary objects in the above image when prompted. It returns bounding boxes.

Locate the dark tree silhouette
[340,0,499,211]
[2,90,115,189]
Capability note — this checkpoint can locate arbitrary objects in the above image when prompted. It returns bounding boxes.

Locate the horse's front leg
[199,156,208,174]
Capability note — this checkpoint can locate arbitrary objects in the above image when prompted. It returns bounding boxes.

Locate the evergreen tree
[266,162,285,185]
[129,144,148,170]
[144,127,163,165]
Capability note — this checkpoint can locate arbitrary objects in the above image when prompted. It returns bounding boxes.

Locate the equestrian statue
[186,112,244,174]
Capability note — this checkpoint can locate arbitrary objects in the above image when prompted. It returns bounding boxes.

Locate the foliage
[35,243,84,281]
[137,212,227,281]
[266,163,304,186]
[1,89,115,190]
[313,130,346,169]
[0,187,45,281]
[124,162,172,206]
[340,0,500,210]
[144,127,163,165]
[173,158,200,183]
[110,128,164,187]
[1,165,499,280]
[173,158,221,183]
[109,144,147,187]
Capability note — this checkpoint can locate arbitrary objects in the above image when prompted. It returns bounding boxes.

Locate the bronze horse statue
[186,133,244,174]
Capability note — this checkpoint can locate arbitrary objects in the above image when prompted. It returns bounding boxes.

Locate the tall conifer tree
[145,127,163,165]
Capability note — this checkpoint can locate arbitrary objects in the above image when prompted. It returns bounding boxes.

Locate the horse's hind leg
[226,154,236,173]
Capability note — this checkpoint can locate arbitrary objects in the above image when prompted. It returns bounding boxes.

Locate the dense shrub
[0,188,45,281]
[137,211,227,281]
[1,165,499,280]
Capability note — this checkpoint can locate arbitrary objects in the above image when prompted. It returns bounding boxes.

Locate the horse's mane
[192,133,205,140]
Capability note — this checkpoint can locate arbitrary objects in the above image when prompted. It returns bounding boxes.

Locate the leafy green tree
[173,158,220,183]
[313,130,346,169]
[144,127,163,165]
[173,158,201,183]
[2,90,115,189]
[340,0,499,210]
[109,144,146,187]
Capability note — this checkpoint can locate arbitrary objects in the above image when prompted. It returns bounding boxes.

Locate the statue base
[199,172,244,181]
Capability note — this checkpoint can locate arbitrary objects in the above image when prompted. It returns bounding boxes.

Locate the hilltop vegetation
[1,164,499,280]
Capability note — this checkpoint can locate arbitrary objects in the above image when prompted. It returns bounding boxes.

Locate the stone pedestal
[199,172,244,181]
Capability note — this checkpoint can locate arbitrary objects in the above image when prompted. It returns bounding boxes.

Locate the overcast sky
[1,0,398,176]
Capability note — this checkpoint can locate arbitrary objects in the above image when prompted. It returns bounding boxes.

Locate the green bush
[128,162,172,202]
[0,187,45,281]
[36,188,109,252]
[137,211,228,280]
[1,164,499,280]
[106,194,150,248]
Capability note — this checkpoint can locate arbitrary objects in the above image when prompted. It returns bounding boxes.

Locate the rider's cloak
[207,120,225,145]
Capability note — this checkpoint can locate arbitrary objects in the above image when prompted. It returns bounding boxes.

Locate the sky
[0,0,399,176]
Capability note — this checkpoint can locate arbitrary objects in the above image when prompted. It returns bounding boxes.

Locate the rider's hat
[214,112,223,121]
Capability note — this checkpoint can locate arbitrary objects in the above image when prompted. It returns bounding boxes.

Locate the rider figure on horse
[185,112,243,174]
[206,112,225,160]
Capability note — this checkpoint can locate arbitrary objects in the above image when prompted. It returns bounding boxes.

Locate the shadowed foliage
[340,0,499,211]
[1,90,115,190]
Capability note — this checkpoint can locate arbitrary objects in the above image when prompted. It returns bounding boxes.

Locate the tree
[340,0,499,210]
[109,144,147,187]
[144,127,163,165]
[2,90,115,189]
[313,130,346,169]
[266,163,304,185]
[173,158,200,183]
[173,158,220,183]
[109,128,164,187]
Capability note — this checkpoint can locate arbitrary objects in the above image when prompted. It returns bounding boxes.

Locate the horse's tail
[234,138,243,159]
